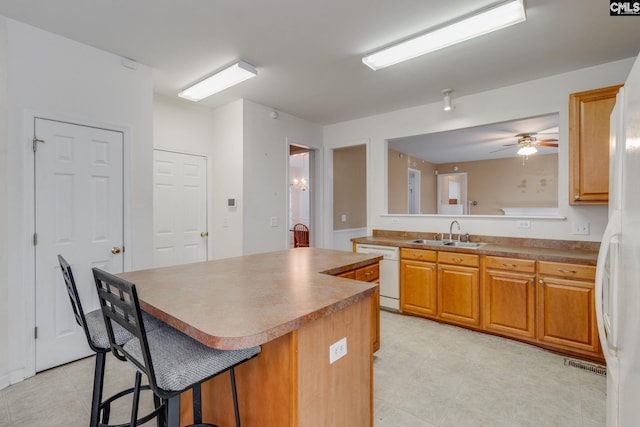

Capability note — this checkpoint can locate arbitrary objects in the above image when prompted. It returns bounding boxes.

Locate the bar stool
[58,255,163,427]
[92,267,261,427]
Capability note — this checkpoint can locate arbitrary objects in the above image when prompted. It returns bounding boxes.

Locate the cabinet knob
[557,268,577,274]
[574,194,580,200]
[538,279,544,285]
[502,263,517,269]
[529,278,534,283]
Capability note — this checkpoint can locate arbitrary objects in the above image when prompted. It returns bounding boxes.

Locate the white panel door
[34,118,124,372]
[153,150,207,267]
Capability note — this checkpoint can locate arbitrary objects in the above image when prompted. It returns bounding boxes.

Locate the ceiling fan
[490,132,559,155]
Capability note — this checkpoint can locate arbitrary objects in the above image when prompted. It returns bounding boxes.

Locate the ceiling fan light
[517,145,537,156]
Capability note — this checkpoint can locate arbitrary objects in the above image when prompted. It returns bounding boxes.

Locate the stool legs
[230,368,241,427]
[91,352,107,427]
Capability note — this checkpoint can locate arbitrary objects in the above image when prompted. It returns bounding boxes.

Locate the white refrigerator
[595,52,640,427]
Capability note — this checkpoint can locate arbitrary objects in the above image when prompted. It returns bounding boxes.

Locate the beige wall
[437,153,558,215]
[388,148,437,214]
[334,145,366,230]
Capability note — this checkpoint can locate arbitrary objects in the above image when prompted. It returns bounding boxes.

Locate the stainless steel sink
[410,239,444,245]
[442,241,486,249]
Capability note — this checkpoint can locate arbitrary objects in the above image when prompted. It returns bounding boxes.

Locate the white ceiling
[1,1,639,125]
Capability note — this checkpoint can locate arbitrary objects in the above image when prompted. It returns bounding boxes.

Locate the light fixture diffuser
[517,145,537,156]
[362,0,526,70]
[443,89,453,111]
[179,61,257,101]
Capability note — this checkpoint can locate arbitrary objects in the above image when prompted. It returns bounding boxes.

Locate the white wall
[0,16,9,389]
[153,95,245,260]
[1,18,154,385]
[242,100,323,254]
[153,97,323,258]
[323,58,636,244]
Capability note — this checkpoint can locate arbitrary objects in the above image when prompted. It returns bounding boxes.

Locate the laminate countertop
[352,233,600,266]
[117,248,381,350]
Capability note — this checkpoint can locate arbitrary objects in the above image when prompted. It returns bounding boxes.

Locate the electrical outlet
[572,222,590,235]
[517,220,531,229]
[391,217,400,224]
[270,217,278,227]
[329,337,347,364]
[341,214,347,222]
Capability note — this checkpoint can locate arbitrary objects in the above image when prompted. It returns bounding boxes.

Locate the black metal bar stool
[92,267,261,427]
[58,255,163,427]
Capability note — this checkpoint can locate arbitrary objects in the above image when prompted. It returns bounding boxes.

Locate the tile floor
[0,310,606,426]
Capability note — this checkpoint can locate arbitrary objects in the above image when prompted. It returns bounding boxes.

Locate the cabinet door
[569,84,622,204]
[400,260,437,317]
[483,269,536,339]
[537,276,599,354]
[437,264,480,326]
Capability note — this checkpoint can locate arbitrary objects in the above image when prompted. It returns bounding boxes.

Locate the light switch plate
[572,222,590,235]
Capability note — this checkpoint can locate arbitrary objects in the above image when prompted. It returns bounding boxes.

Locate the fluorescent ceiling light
[362,0,526,71]
[179,61,257,101]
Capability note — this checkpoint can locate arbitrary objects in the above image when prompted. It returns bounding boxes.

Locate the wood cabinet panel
[356,264,379,282]
[485,256,535,273]
[569,84,623,204]
[337,263,380,352]
[537,276,599,354]
[538,260,595,281]
[400,247,437,262]
[400,259,437,317]
[483,269,536,339]
[438,251,479,268]
[437,264,480,326]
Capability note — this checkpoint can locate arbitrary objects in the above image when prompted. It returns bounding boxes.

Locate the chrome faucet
[449,220,460,242]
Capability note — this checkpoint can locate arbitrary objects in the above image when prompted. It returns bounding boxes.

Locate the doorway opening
[437,172,468,214]
[289,144,313,247]
[408,168,421,214]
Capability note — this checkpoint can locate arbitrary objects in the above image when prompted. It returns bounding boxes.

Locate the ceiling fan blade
[501,143,518,147]
[490,146,517,153]
[536,142,558,147]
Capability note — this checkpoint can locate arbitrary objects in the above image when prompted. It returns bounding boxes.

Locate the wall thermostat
[227,198,237,208]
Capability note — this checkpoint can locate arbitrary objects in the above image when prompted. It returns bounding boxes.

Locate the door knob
[111,247,122,254]
[200,231,209,237]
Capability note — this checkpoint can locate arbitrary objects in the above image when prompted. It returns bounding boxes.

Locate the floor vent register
[564,358,607,376]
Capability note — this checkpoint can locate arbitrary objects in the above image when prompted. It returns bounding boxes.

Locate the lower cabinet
[400,248,437,317]
[537,261,601,358]
[483,256,536,340]
[398,251,603,362]
[338,263,381,352]
[437,252,480,327]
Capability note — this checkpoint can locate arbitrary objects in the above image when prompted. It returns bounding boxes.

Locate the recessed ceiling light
[178,61,257,102]
[362,0,526,71]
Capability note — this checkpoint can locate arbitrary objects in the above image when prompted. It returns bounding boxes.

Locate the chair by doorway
[293,223,310,247]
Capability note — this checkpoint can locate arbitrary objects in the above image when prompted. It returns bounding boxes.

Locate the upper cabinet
[569,84,623,205]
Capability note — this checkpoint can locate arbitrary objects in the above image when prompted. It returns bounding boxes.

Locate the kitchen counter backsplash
[352,229,600,265]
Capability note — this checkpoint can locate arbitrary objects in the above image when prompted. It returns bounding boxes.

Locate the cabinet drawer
[356,263,380,282]
[438,251,479,267]
[538,261,595,281]
[486,256,536,273]
[401,248,437,262]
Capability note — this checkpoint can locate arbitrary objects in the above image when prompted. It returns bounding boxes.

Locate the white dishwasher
[355,244,400,311]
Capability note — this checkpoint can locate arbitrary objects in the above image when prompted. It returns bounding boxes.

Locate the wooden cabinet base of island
[180,296,373,427]
[337,263,381,352]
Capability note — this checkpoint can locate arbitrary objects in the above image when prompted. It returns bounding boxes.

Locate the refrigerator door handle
[595,210,621,374]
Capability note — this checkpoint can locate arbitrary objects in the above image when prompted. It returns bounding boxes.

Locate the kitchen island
[118,248,381,427]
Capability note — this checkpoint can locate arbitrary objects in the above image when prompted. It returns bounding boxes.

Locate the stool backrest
[92,268,159,393]
[58,254,103,353]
